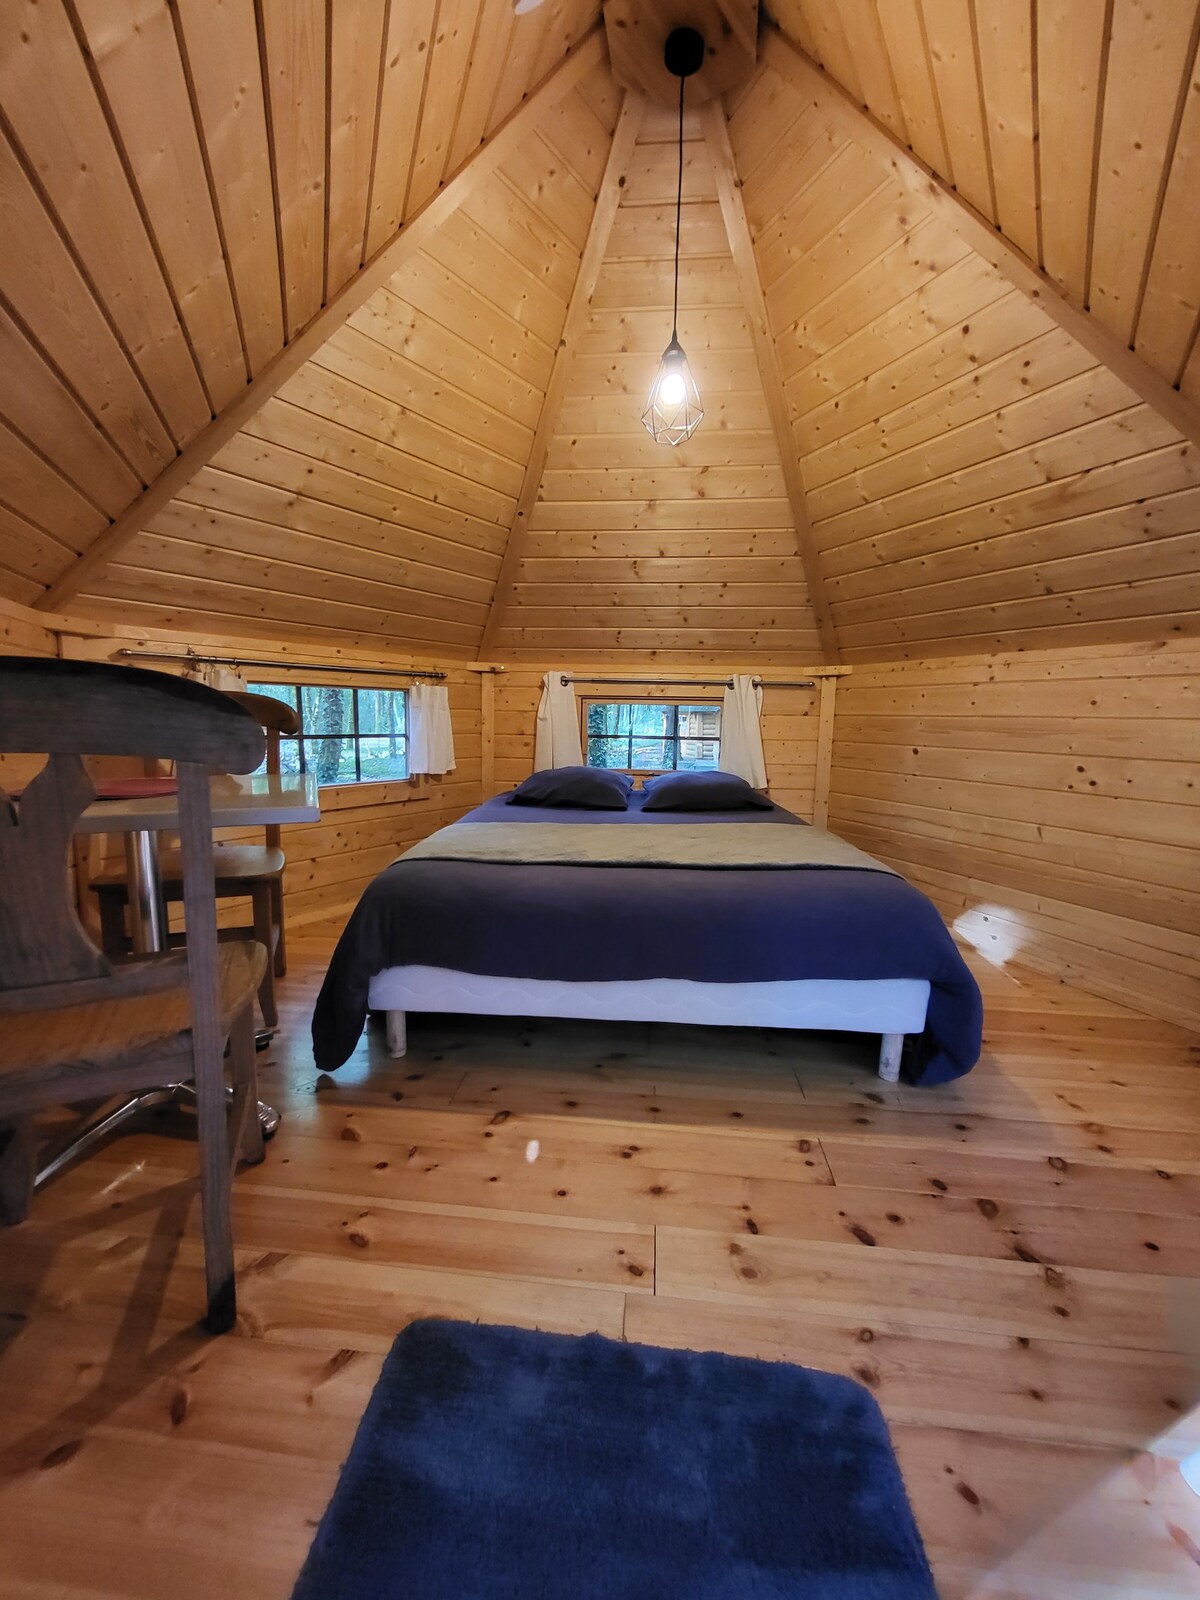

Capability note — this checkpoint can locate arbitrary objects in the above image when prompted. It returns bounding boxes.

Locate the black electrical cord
[672,68,683,341]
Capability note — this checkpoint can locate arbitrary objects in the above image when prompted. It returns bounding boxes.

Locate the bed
[311,791,983,1087]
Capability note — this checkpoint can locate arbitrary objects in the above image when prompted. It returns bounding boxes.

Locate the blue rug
[292,1319,935,1599]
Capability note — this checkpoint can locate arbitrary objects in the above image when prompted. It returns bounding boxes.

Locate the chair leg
[229,1004,265,1168]
[251,884,278,1028]
[0,1119,36,1226]
[270,876,287,977]
[194,1038,237,1336]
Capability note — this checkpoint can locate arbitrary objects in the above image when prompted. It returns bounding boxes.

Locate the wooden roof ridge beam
[38,26,608,615]
[760,25,1200,454]
[700,98,840,663]
[478,90,646,658]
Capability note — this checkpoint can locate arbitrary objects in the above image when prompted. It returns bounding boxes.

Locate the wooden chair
[92,689,298,1029]
[0,657,268,1333]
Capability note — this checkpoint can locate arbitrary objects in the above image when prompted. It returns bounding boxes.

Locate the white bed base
[367,967,930,1083]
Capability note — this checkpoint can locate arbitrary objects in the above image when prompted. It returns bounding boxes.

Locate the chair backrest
[0,658,265,999]
[225,690,300,849]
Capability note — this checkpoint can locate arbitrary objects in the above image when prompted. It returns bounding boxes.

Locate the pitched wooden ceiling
[0,0,1198,662]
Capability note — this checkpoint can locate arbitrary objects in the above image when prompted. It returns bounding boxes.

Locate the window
[247,682,408,785]
[583,700,722,774]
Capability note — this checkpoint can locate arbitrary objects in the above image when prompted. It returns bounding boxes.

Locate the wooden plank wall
[491,664,826,820]
[728,60,1200,661]
[69,69,619,658]
[828,639,1200,1030]
[489,100,823,662]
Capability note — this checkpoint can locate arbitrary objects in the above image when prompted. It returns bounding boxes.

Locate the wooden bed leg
[878,1033,903,1083]
[386,1010,407,1059]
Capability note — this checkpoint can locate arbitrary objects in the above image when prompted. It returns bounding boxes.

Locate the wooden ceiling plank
[783,248,1000,403]
[822,439,1200,580]
[259,0,327,340]
[973,0,1039,263]
[0,0,210,444]
[804,329,1095,494]
[827,0,909,141]
[71,0,248,412]
[405,0,480,216]
[479,91,646,658]
[0,417,106,550]
[796,293,1050,468]
[701,98,840,663]
[873,0,952,179]
[1088,0,1199,347]
[180,464,502,585]
[175,0,285,378]
[444,0,514,176]
[1035,0,1108,305]
[917,0,996,219]
[761,28,1200,453]
[830,485,1200,603]
[37,25,606,613]
[362,0,438,260]
[1134,45,1200,385]
[0,303,140,518]
[0,135,174,485]
[779,1,864,105]
[325,0,389,299]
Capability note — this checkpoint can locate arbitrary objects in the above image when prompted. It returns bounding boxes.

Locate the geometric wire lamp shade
[642,334,704,446]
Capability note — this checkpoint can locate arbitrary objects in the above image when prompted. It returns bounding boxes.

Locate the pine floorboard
[1,922,1198,1597]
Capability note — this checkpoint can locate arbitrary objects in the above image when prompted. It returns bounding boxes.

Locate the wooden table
[37,774,322,1183]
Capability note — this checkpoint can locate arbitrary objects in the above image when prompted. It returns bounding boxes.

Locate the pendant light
[642,27,704,446]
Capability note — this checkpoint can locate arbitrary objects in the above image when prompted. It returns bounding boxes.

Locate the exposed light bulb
[642,336,702,446]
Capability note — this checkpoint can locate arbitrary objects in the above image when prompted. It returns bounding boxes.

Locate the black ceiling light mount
[663,25,705,79]
[641,27,705,446]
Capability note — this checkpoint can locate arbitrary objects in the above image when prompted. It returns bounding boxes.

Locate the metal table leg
[124,828,164,954]
[114,827,279,1137]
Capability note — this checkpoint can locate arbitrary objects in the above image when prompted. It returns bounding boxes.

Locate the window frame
[246,681,410,788]
[579,696,723,777]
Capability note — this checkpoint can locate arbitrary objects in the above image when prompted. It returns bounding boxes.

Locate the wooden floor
[2,922,1199,1598]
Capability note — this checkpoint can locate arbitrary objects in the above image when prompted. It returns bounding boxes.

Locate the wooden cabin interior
[0,1,1198,1594]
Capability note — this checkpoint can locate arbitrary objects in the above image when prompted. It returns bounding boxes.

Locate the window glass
[247,682,408,786]
[301,685,353,735]
[582,700,721,774]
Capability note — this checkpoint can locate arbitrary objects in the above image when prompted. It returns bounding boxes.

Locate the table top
[74,772,321,833]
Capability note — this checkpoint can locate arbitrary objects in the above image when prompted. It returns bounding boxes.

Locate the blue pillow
[508,766,633,809]
[641,770,775,811]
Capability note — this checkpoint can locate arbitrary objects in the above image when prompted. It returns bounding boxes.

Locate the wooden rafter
[37,26,607,615]
[761,26,1200,454]
[700,100,840,664]
[478,90,646,658]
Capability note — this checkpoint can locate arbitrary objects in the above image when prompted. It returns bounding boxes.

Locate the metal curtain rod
[115,648,446,680]
[560,675,815,689]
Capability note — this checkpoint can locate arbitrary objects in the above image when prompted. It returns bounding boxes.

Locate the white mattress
[367,965,931,1034]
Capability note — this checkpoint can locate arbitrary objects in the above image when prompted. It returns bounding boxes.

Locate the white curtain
[190,661,247,693]
[533,671,582,770]
[408,683,456,776]
[721,673,768,789]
